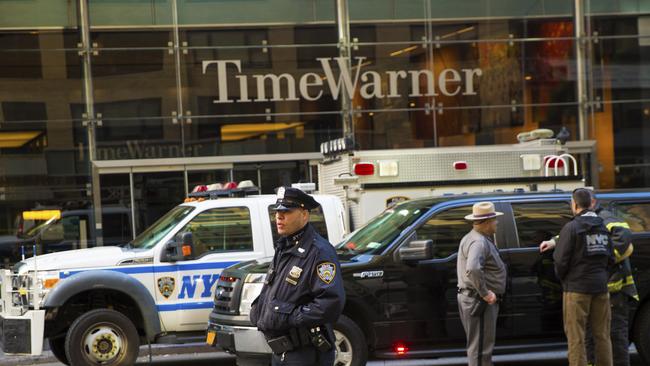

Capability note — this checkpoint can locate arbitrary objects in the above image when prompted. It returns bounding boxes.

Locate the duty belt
[458,288,504,301]
[266,326,331,354]
[458,288,478,297]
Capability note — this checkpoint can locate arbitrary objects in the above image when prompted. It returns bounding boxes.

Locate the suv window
[268,205,328,243]
[181,207,254,256]
[613,201,650,232]
[512,201,572,247]
[415,206,473,259]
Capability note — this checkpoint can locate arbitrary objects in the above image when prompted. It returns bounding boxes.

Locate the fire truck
[318,137,591,230]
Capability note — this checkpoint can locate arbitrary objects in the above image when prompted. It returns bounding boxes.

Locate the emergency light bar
[186,180,259,200]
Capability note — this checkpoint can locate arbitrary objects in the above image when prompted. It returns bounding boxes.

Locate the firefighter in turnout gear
[250,187,345,366]
[540,191,637,366]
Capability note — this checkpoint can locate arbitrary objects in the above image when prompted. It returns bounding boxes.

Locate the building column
[335,0,353,141]
[79,0,103,245]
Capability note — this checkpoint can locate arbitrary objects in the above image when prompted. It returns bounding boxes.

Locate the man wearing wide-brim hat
[457,202,507,366]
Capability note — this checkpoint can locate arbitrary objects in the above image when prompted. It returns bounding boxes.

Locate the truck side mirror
[181,232,194,259]
[399,239,433,262]
[161,232,194,262]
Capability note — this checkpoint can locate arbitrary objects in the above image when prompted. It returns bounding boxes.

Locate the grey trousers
[458,293,499,366]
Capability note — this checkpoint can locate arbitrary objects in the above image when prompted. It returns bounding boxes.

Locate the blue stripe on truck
[156,302,215,311]
[59,261,240,278]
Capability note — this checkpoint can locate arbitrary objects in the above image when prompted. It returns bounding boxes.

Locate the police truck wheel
[333,315,367,366]
[633,303,650,364]
[48,336,70,365]
[64,309,139,366]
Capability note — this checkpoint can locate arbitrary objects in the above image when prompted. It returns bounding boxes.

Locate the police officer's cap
[273,186,320,211]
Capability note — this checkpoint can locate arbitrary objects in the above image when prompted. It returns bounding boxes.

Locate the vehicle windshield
[336,200,433,257]
[129,206,195,249]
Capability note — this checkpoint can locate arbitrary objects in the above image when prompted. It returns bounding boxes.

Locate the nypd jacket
[554,210,615,294]
[250,223,345,339]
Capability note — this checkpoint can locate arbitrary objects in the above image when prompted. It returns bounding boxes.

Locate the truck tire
[48,337,69,365]
[634,303,650,364]
[64,309,139,366]
[333,314,367,366]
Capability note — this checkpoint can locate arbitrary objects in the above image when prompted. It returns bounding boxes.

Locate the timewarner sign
[202,57,482,103]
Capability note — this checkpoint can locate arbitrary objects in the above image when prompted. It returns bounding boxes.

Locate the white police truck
[0,185,346,366]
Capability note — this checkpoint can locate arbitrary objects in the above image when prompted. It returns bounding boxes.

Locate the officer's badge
[289,266,303,279]
[157,276,175,299]
[317,262,336,284]
[277,187,285,199]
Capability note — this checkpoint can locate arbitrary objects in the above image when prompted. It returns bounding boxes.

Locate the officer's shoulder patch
[316,262,336,284]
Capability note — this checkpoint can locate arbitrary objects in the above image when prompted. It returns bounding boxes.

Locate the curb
[3,342,221,365]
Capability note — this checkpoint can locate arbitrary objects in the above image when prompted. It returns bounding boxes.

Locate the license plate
[206,330,216,346]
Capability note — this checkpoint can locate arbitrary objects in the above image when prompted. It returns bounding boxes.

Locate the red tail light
[219,275,237,283]
[354,162,375,176]
[544,156,565,168]
[394,343,409,356]
[453,161,468,170]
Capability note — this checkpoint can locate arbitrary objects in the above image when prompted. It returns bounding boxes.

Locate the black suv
[209,190,650,366]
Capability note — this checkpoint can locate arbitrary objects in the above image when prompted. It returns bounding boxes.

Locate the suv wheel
[634,303,650,364]
[48,336,69,365]
[65,309,139,366]
[333,314,367,366]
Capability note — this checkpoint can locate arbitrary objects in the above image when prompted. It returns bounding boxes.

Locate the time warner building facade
[0,0,649,243]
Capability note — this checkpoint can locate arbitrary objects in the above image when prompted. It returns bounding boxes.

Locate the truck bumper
[0,310,45,355]
[209,322,272,355]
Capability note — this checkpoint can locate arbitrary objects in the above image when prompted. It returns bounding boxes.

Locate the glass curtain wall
[585,1,650,188]
[1,0,650,250]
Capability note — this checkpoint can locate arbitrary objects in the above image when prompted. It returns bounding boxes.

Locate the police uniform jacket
[250,223,345,341]
[554,209,614,294]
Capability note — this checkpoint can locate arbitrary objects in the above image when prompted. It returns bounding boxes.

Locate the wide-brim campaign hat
[464,201,503,221]
[273,186,320,212]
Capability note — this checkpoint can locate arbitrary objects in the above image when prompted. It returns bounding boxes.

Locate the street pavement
[1,345,645,366]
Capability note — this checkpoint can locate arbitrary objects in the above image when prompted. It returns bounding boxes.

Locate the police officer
[457,201,507,366]
[250,187,345,366]
[553,188,614,366]
[540,192,637,366]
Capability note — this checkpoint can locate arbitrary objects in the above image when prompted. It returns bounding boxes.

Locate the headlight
[238,273,266,316]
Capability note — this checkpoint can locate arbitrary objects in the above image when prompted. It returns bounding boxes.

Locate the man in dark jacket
[553,188,614,366]
[250,187,345,366]
[541,195,638,366]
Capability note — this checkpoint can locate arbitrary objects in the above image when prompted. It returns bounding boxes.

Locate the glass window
[415,206,473,259]
[268,205,328,243]
[614,202,650,233]
[512,201,572,248]
[102,212,133,246]
[182,207,254,256]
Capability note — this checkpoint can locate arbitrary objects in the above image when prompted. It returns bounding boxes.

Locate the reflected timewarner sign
[202,57,483,103]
